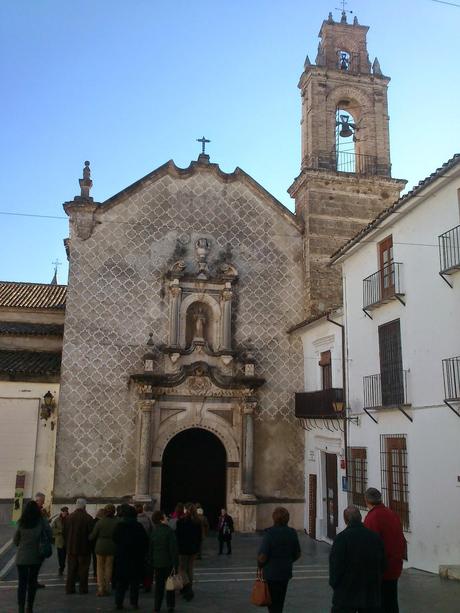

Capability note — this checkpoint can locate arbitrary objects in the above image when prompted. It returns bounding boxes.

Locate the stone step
[439,565,460,581]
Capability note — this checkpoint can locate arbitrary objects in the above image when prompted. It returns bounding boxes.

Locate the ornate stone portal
[130,239,265,531]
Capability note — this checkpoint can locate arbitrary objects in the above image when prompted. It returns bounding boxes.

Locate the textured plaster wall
[55,165,306,502]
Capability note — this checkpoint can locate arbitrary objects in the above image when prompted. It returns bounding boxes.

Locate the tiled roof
[0,350,61,375]
[0,282,67,310]
[0,322,64,336]
[287,304,343,333]
[330,153,460,261]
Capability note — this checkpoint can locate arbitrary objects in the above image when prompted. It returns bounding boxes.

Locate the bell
[339,124,354,138]
[338,114,354,138]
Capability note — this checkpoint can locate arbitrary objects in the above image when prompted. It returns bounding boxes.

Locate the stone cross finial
[79,160,93,199]
[196,136,210,154]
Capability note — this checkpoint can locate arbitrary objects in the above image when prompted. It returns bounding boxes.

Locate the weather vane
[335,0,353,15]
[196,136,211,155]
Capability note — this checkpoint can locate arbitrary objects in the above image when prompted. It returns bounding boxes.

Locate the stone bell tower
[289,11,406,315]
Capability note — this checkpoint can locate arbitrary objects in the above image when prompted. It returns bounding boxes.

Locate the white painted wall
[297,315,348,541]
[340,164,460,573]
[0,382,59,517]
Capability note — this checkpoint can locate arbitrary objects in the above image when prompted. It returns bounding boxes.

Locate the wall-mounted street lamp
[332,400,345,413]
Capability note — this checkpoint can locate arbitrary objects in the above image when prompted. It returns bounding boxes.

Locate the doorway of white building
[325,452,338,539]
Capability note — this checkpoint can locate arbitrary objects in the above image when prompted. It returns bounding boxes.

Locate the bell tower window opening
[338,50,351,71]
[335,106,357,173]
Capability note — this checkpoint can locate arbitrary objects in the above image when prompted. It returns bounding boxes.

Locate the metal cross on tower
[196,136,211,154]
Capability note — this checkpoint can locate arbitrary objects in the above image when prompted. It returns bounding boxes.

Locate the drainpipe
[326,313,349,502]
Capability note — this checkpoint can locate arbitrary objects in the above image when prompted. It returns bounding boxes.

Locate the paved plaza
[1,533,460,612]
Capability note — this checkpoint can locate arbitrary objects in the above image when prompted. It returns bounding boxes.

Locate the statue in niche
[186,301,213,348]
[193,307,206,341]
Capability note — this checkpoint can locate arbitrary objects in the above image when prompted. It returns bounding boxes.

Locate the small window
[338,50,350,71]
[319,350,332,390]
[380,434,409,530]
[349,447,367,508]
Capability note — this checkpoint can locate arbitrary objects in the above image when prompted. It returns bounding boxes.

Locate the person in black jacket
[175,502,202,601]
[112,504,149,610]
[329,505,386,613]
[257,507,301,613]
[217,508,234,555]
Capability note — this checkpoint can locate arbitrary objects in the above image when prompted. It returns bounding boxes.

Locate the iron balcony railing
[442,356,460,402]
[363,263,404,310]
[363,370,409,409]
[304,151,390,177]
[439,225,460,274]
[295,388,344,419]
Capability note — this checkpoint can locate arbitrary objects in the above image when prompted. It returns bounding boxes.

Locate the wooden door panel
[325,453,338,539]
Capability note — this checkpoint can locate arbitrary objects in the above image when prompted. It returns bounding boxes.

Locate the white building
[289,307,350,543]
[331,154,460,573]
[0,281,65,521]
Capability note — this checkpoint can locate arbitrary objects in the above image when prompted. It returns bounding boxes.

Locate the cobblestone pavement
[1,533,460,612]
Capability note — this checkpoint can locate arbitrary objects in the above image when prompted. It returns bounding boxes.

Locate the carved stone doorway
[161,428,227,529]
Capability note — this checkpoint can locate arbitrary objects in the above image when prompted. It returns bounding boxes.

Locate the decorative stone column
[134,399,155,503]
[220,285,233,351]
[169,283,182,347]
[242,401,256,496]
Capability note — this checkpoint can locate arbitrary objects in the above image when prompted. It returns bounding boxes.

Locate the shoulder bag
[250,568,272,607]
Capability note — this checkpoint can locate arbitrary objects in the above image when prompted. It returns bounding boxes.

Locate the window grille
[380,434,409,530]
[348,447,367,508]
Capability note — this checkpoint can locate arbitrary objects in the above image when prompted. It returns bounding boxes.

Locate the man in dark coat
[364,488,406,613]
[113,504,149,610]
[329,505,385,613]
[64,498,94,595]
[217,508,234,555]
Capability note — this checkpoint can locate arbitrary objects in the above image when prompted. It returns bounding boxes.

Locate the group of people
[13,487,404,613]
[13,493,234,613]
[257,488,405,613]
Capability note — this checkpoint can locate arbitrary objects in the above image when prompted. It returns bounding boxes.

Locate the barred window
[348,447,367,508]
[380,434,409,530]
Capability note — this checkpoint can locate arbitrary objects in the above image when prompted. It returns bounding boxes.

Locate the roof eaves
[330,153,460,263]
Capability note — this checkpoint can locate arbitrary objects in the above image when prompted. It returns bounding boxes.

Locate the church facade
[53,12,405,530]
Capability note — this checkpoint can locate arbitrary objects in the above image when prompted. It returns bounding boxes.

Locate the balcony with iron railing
[363,263,405,314]
[304,151,390,177]
[439,225,460,286]
[363,370,411,420]
[443,356,460,402]
[295,388,344,419]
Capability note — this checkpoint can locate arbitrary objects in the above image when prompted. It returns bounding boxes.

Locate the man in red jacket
[364,488,405,613]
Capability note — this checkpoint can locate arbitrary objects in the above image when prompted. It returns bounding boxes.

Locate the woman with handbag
[150,511,179,613]
[257,507,301,613]
[14,500,52,613]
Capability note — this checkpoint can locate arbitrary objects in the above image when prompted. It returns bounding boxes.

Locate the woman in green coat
[150,510,179,613]
[89,504,119,596]
[14,500,52,613]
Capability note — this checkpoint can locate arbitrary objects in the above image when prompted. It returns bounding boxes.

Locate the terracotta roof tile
[0,282,67,310]
[0,322,64,336]
[0,350,61,375]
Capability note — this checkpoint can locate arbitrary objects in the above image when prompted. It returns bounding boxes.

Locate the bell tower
[289,12,406,315]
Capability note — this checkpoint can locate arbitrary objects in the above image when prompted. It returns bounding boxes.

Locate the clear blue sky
[1,0,458,284]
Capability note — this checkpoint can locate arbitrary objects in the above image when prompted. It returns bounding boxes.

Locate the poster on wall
[11,471,26,524]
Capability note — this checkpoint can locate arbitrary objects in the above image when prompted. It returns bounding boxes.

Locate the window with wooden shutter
[319,350,332,390]
[380,434,409,530]
[378,235,395,300]
[378,319,405,406]
[349,447,367,508]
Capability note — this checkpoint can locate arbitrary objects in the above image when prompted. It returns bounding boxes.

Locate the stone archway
[160,427,227,528]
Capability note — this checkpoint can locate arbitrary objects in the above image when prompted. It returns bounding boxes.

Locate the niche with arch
[185,301,215,348]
